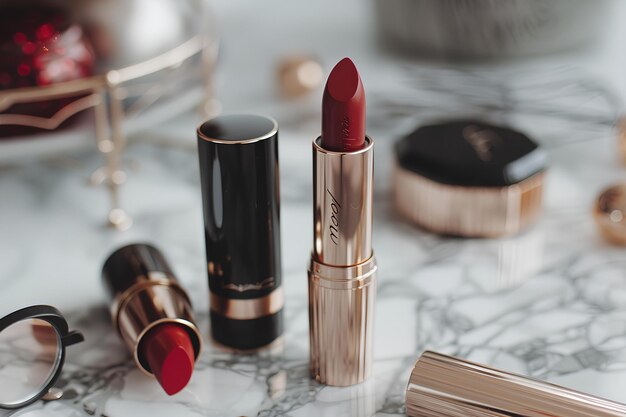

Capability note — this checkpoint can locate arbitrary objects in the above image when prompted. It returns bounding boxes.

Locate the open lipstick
[308,57,377,386]
[102,244,202,395]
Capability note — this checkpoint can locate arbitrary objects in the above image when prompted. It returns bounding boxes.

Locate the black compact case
[395,120,545,187]
[197,114,283,350]
[394,120,547,237]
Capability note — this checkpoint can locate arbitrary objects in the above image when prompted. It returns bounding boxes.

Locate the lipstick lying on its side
[308,57,377,386]
[102,244,202,395]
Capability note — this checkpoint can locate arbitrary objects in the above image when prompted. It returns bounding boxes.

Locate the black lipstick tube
[197,114,284,351]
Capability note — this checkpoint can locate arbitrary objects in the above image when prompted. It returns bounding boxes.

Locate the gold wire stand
[0,35,220,230]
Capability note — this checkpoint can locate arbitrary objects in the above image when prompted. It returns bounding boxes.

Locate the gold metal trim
[308,255,377,387]
[196,114,278,145]
[0,37,203,109]
[209,286,284,320]
[309,135,377,387]
[110,273,181,322]
[133,318,203,376]
[309,258,376,289]
[406,351,626,417]
[394,164,544,237]
[113,279,202,374]
[0,94,101,129]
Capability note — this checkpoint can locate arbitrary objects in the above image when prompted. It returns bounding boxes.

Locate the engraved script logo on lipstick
[341,116,350,138]
[327,189,341,244]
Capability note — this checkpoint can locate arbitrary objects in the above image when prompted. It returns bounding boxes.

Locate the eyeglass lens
[0,318,62,407]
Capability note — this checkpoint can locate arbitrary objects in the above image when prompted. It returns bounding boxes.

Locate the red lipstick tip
[321,57,366,152]
[142,324,195,396]
[160,346,194,395]
[327,57,360,101]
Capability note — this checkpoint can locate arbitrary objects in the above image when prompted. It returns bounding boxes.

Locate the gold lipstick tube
[309,136,377,387]
[406,351,626,417]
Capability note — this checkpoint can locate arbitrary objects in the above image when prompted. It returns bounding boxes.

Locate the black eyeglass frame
[0,305,84,410]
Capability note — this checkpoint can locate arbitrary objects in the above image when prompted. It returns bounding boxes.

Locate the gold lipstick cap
[406,351,626,417]
[394,121,546,237]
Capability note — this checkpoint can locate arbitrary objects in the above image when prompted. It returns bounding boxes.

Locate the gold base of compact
[394,121,547,238]
[394,166,544,237]
[406,351,626,417]
[309,137,377,387]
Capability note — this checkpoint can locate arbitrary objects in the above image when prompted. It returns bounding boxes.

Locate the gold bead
[277,56,323,98]
[594,184,626,245]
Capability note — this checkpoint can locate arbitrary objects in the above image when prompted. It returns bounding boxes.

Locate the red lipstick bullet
[321,57,366,152]
[142,323,195,395]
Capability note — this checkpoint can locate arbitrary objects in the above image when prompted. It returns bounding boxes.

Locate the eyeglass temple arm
[61,330,84,346]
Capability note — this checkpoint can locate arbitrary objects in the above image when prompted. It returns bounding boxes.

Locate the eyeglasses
[0,305,84,409]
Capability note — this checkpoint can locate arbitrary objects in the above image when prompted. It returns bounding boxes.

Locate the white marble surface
[4,0,626,416]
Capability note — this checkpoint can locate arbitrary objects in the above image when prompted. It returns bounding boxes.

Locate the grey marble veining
[3,0,626,415]
[2,69,626,414]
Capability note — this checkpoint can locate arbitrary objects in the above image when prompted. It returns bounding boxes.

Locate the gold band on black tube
[209,287,284,320]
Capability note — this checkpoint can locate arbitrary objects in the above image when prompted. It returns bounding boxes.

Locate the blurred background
[3,0,626,415]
